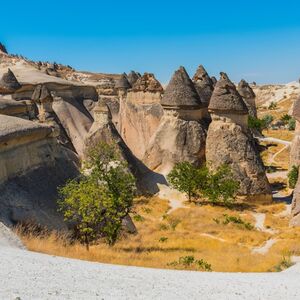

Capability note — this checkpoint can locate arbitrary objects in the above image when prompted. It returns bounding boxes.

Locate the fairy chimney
[238,79,257,117]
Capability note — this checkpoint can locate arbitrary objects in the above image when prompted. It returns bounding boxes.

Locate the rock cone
[0,69,21,93]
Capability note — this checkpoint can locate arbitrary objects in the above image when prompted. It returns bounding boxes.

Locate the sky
[1,0,300,84]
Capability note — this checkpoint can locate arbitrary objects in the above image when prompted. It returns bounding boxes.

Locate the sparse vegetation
[268,101,277,110]
[168,256,212,271]
[213,214,254,230]
[288,118,296,131]
[168,162,239,205]
[58,143,136,248]
[288,165,299,188]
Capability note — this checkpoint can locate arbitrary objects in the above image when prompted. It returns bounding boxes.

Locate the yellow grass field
[17,196,300,273]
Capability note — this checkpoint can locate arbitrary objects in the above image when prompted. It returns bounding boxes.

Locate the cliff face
[0,115,78,229]
[119,92,163,159]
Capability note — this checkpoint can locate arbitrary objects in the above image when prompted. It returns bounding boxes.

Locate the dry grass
[16,196,300,273]
[263,129,294,142]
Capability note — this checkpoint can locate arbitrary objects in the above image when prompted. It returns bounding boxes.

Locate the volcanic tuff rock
[0,43,7,54]
[161,66,202,108]
[211,76,217,87]
[131,73,163,93]
[119,73,164,159]
[0,115,78,229]
[127,71,140,86]
[143,67,207,174]
[115,74,132,90]
[192,65,214,105]
[238,79,257,117]
[206,73,271,201]
[0,69,21,94]
[208,72,248,114]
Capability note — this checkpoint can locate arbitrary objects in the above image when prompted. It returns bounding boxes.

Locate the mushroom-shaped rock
[192,65,214,105]
[115,74,132,90]
[0,69,21,93]
[131,73,163,93]
[238,79,257,117]
[208,73,248,114]
[161,66,202,109]
[127,71,140,86]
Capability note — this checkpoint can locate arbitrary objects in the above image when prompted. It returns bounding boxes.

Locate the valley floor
[1,245,300,300]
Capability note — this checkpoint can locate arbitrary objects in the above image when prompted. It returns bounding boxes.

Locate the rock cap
[161,66,202,108]
[127,71,139,86]
[238,79,255,100]
[131,73,163,93]
[0,69,21,92]
[208,72,248,114]
[115,74,131,90]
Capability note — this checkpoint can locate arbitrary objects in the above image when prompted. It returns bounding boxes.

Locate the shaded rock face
[291,178,300,226]
[0,97,34,119]
[238,80,257,117]
[143,111,207,175]
[86,111,167,194]
[0,69,21,94]
[0,115,78,229]
[32,85,55,121]
[131,73,163,93]
[192,65,214,105]
[127,71,139,86]
[206,120,271,201]
[115,74,131,90]
[161,66,202,108]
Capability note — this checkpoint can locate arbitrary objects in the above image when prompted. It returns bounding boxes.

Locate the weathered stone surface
[0,43,7,54]
[209,73,248,114]
[115,74,131,90]
[192,65,214,105]
[0,69,21,94]
[0,115,78,229]
[143,111,207,175]
[291,176,300,226]
[0,97,31,118]
[161,67,202,108]
[211,76,217,87]
[86,110,167,194]
[206,120,271,201]
[238,79,257,117]
[127,71,139,86]
[131,73,163,93]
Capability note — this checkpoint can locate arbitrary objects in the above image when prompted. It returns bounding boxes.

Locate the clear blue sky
[1,0,300,84]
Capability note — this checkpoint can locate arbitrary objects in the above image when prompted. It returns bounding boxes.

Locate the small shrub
[142,207,152,214]
[159,223,169,231]
[288,165,299,188]
[271,256,293,272]
[168,256,212,271]
[167,217,181,231]
[214,214,254,230]
[133,214,145,222]
[159,236,168,243]
[280,114,292,125]
[268,102,277,110]
[261,114,274,129]
[288,118,296,131]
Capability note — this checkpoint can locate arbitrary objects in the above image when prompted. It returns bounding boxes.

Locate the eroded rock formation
[238,79,257,117]
[0,115,78,228]
[206,73,271,202]
[192,65,214,105]
[0,69,21,94]
[118,73,164,159]
[143,67,207,175]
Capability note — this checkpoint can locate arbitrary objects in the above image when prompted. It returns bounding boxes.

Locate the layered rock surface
[0,115,78,228]
[206,73,271,202]
[238,79,257,117]
[143,67,207,175]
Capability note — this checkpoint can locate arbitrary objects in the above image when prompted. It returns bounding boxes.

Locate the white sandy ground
[2,245,300,300]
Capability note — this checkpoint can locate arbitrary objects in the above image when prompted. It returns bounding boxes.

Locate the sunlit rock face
[143,67,207,175]
[206,73,272,202]
[118,73,164,159]
[238,79,257,117]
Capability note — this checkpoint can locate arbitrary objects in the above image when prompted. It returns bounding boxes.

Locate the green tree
[280,114,292,125]
[261,114,274,130]
[200,165,240,205]
[59,143,136,249]
[248,116,264,132]
[268,102,277,110]
[288,165,299,189]
[288,118,296,131]
[167,162,206,201]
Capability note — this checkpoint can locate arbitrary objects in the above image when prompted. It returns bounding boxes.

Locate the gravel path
[1,246,300,300]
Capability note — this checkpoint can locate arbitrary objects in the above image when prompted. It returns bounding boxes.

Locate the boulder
[0,69,21,94]
[127,71,140,86]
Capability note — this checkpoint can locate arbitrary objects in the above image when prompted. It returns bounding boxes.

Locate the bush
[268,102,277,110]
[168,256,212,271]
[280,114,292,125]
[288,165,299,188]
[59,143,136,249]
[288,118,296,131]
[261,114,274,130]
[248,116,263,132]
[168,162,239,205]
[214,214,254,230]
